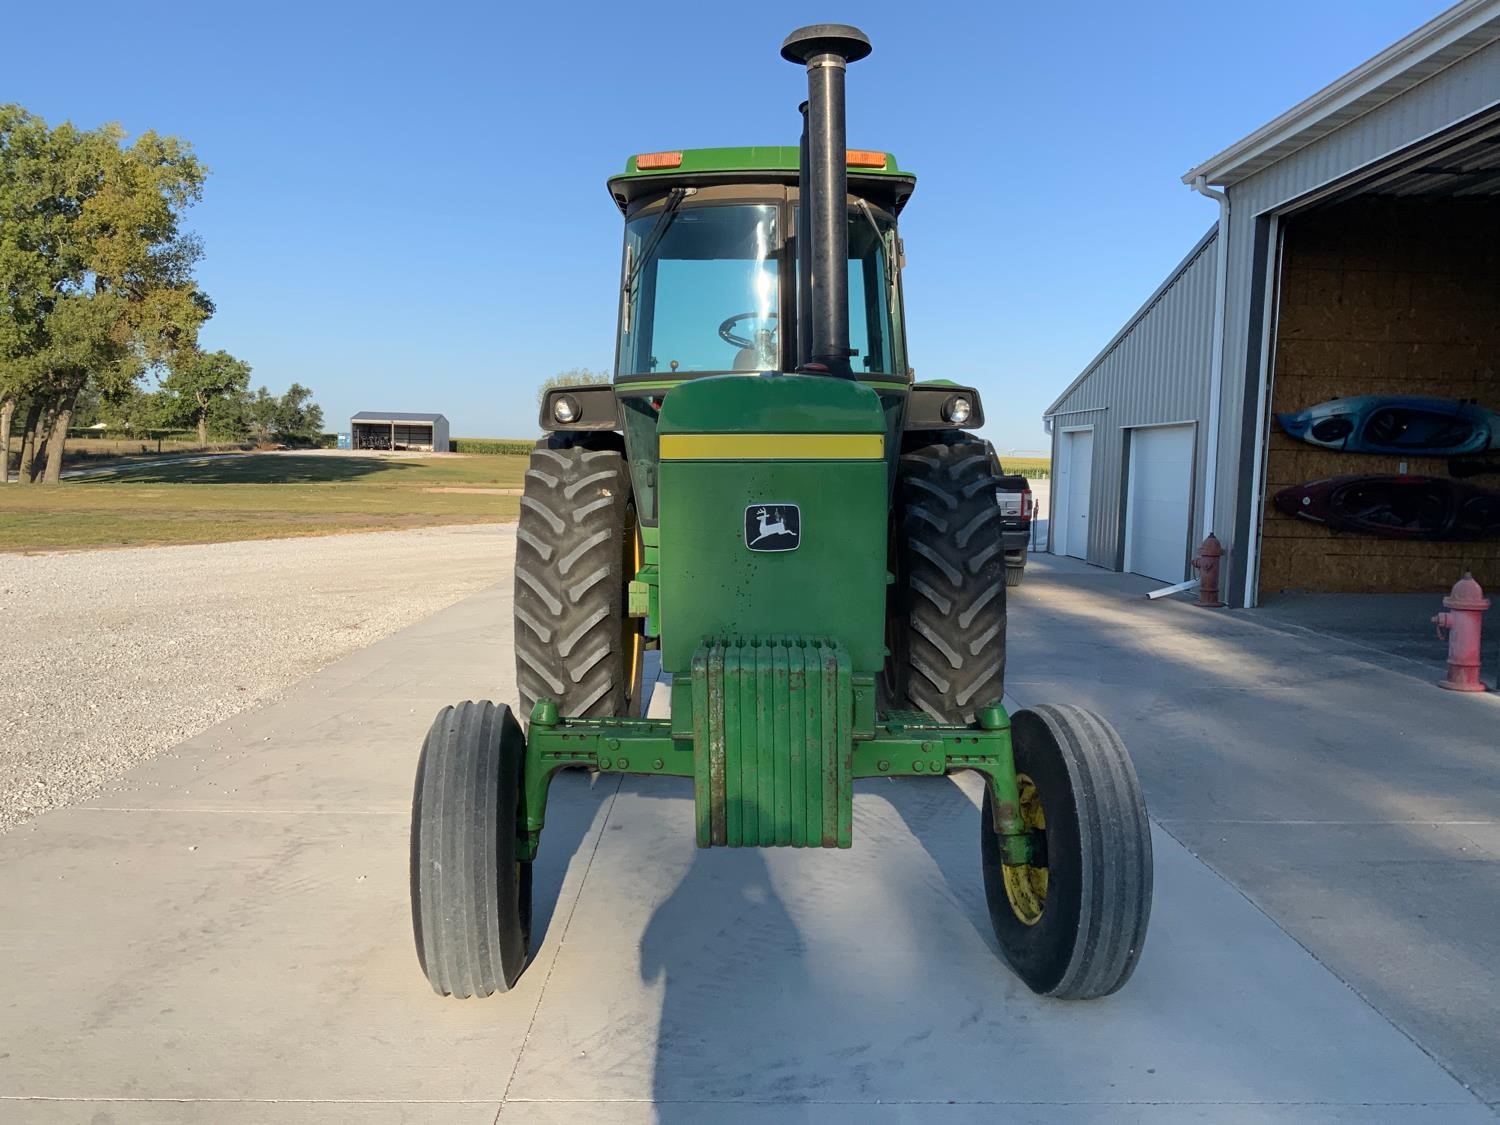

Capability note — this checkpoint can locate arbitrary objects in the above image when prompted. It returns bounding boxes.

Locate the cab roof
[607,145,917,215]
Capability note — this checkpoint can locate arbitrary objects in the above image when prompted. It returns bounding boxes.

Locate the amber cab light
[846,149,887,168]
[636,151,683,169]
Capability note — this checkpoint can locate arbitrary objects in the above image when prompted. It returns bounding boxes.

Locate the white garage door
[1053,429,1094,560]
[1127,425,1194,583]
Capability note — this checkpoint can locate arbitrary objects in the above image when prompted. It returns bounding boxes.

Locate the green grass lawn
[0,452,527,552]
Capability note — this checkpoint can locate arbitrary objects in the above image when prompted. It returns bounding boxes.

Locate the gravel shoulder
[0,523,514,830]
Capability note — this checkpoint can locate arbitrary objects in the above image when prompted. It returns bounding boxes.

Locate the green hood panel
[658,374,886,436]
[655,374,889,676]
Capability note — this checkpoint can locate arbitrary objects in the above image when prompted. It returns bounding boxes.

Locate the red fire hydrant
[1433,572,1490,692]
[1191,533,1225,608]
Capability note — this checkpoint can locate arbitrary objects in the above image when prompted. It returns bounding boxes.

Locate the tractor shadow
[85,454,407,485]
[870,773,1004,955]
[639,837,818,1122]
[529,769,616,946]
[634,777,1005,1123]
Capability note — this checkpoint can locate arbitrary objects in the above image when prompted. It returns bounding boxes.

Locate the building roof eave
[1043,225,1219,419]
[1182,0,1500,189]
[350,412,446,424]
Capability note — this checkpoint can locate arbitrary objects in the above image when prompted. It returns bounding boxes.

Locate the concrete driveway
[1,533,1493,1122]
[1007,555,1500,1111]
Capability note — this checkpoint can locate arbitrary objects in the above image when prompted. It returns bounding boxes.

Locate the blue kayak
[1275,395,1500,456]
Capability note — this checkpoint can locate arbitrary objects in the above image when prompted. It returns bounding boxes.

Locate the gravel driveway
[0,524,514,830]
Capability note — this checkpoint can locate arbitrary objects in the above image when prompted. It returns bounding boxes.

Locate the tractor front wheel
[411,700,532,998]
[1005,550,1026,588]
[981,704,1152,999]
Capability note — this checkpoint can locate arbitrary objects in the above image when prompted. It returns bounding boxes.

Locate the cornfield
[998,456,1050,480]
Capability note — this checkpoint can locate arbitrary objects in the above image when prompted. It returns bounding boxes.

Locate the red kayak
[1273,475,1500,540]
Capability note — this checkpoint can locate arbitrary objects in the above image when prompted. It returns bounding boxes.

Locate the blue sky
[8,0,1453,448]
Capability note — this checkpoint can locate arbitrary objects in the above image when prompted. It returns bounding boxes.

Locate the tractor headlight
[552,394,581,425]
[943,395,972,425]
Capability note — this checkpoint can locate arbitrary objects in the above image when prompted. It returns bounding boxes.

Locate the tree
[29,292,142,480]
[0,350,41,480]
[159,349,250,447]
[244,386,277,443]
[96,383,159,432]
[0,105,210,483]
[275,382,323,441]
[243,382,324,445]
[536,366,610,407]
[0,105,74,481]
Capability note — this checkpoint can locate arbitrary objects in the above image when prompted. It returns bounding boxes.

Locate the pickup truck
[993,460,1033,588]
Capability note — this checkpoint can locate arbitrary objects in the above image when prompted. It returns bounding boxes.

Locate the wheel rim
[1001,772,1048,926]
[622,517,644,710]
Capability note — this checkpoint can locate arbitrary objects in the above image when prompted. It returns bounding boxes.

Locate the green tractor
[411,24,1151,1002]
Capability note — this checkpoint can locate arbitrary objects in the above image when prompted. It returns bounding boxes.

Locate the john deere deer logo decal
[753,507,789,541]
[745,504,801,552]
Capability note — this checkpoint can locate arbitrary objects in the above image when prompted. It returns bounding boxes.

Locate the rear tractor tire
[514,438,643,719]
[411,700,532,998]
[887,435,1008,723]
[981,704,1152,999]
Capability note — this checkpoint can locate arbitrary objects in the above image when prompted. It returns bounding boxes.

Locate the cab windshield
[616,201,901,377]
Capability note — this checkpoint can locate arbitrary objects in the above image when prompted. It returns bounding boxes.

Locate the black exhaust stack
[796,100,813,369]
[782,24,871,378]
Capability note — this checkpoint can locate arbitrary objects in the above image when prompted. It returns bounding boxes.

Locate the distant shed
[350,412,450,452]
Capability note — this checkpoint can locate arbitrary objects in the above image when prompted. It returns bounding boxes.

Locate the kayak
[1275,395,1500,456]
[1273,474,1500,540]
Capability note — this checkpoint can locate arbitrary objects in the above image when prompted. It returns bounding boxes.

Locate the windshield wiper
[857,198,898,308]
[623,187,693,301]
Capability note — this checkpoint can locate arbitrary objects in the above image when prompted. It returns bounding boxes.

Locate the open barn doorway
[1257,124,1500,600]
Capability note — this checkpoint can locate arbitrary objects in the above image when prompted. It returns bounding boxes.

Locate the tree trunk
[198,413,207,449]
[42,394,76,484]
[29,402,56,483]
[16,401,43,486]
[0,398,14,483]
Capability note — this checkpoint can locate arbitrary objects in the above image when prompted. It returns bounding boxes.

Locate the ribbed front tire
[982,704,1152,999]
[411,701,532,998]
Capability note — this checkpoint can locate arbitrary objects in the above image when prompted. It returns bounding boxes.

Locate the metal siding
[1214,37,1500,604]
[1046,236,1218,568]
[1046,426,1061,552]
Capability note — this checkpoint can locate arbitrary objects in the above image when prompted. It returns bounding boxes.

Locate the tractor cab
[607,150,916,382]
[600,152,920,529]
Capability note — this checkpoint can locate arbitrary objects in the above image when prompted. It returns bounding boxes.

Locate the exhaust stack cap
[780,24,871,65]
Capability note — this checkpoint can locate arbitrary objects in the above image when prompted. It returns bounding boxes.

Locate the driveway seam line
[495,771,626,1122]
[1156,818,1495,826]
[1222,604,1500,701]
[2,1096,1481,1107]
[72,807,409,815]
[496,1097,1481,1106]
[1153,818,1489,1112]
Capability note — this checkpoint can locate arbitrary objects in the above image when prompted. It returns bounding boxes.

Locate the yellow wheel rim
[1001,773,1048,926]
[630,623,643,689]
[625,525,644,707]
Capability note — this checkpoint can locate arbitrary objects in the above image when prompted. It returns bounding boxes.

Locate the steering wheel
[718,311,779,349]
